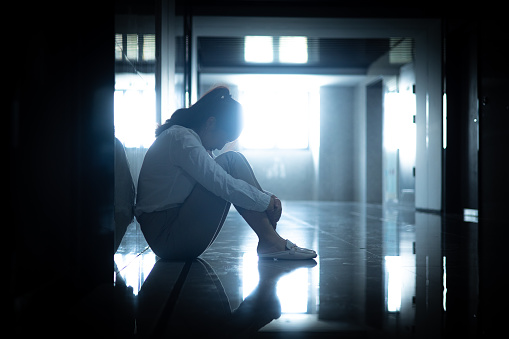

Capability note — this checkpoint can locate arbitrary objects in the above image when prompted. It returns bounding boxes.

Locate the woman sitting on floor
[135,86,317,261]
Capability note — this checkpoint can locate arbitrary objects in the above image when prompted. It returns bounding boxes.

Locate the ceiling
[116,0,445,19]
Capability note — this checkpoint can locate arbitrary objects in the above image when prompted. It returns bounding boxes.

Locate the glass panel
[114,12,156,295]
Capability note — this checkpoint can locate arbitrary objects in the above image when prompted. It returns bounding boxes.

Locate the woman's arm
[266,195,282,228]
[170,132,271,212]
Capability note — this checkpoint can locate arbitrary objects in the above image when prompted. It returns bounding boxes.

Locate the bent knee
[215,150,243,162]
[215,151,246,172]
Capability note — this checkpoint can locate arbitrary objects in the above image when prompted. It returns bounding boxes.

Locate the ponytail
[155,108,188,137]
[154,86,243,141]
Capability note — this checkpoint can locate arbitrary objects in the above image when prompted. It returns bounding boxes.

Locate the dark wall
[9,2,115,335]
[443,16,509,337]
[175,0,443,18]
[477,18,509,337]
[444,20,479,215]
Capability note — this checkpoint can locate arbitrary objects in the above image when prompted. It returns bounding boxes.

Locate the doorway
[168,16,441,210]
[382,62,417,207]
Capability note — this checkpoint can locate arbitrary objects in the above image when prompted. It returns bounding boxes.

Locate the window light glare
[385,256,402,312]
[443,256,447,311]
[241,253,309,313]
[238,78,312,150]
[142,34,156,61]
[126,34,139,61]
[279,36,308,63]
[244,36,273,63]
[115,34,123,60]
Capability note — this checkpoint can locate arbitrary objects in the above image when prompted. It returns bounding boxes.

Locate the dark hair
[155,86,243,141]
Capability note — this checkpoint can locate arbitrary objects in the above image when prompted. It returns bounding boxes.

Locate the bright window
[279,36,308,63]
[244,36,273,63]
[142,34,156,61]
[126,34,139,61]
[115,33,157,148]
[244,36,308,64]
[237,76,316,149]
[114,73,156,148]
[383,91,416,152]
[115,34,123,60]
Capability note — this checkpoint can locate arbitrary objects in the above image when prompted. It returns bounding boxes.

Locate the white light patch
[385,256,402,312]
[279,36,308,63]
[245,36,273,63]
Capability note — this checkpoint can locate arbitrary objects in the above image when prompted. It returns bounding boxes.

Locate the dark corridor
[9,1,508,338]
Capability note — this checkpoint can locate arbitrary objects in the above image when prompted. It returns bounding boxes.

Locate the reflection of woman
[136,258,316,337]
[114,137,135,252]
[135,86,316,260]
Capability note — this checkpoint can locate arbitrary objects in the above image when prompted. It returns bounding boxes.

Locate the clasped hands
[266,195,282,229]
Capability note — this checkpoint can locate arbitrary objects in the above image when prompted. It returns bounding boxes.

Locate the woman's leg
[139,171,231,260]
[214,152,286,255]
[147,151,286,260]
[170,183,232,259]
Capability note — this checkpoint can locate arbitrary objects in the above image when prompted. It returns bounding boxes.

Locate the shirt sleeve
[169,130,271,212]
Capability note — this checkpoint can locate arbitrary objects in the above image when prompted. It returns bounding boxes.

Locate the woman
[135,86,316,260]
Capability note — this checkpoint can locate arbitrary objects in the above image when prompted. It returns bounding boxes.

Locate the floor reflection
[114,249,155,295]
[113,201,479,338]
[242,253,318,314]
[134,257,316,337]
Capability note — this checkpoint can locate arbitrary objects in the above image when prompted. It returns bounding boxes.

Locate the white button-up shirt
[135,125,271,216]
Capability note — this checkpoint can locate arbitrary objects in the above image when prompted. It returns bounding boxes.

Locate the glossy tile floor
[114,201,479,338]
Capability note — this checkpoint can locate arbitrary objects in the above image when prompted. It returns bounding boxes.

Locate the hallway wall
[318,86,356,201]
[241,85,358,202]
